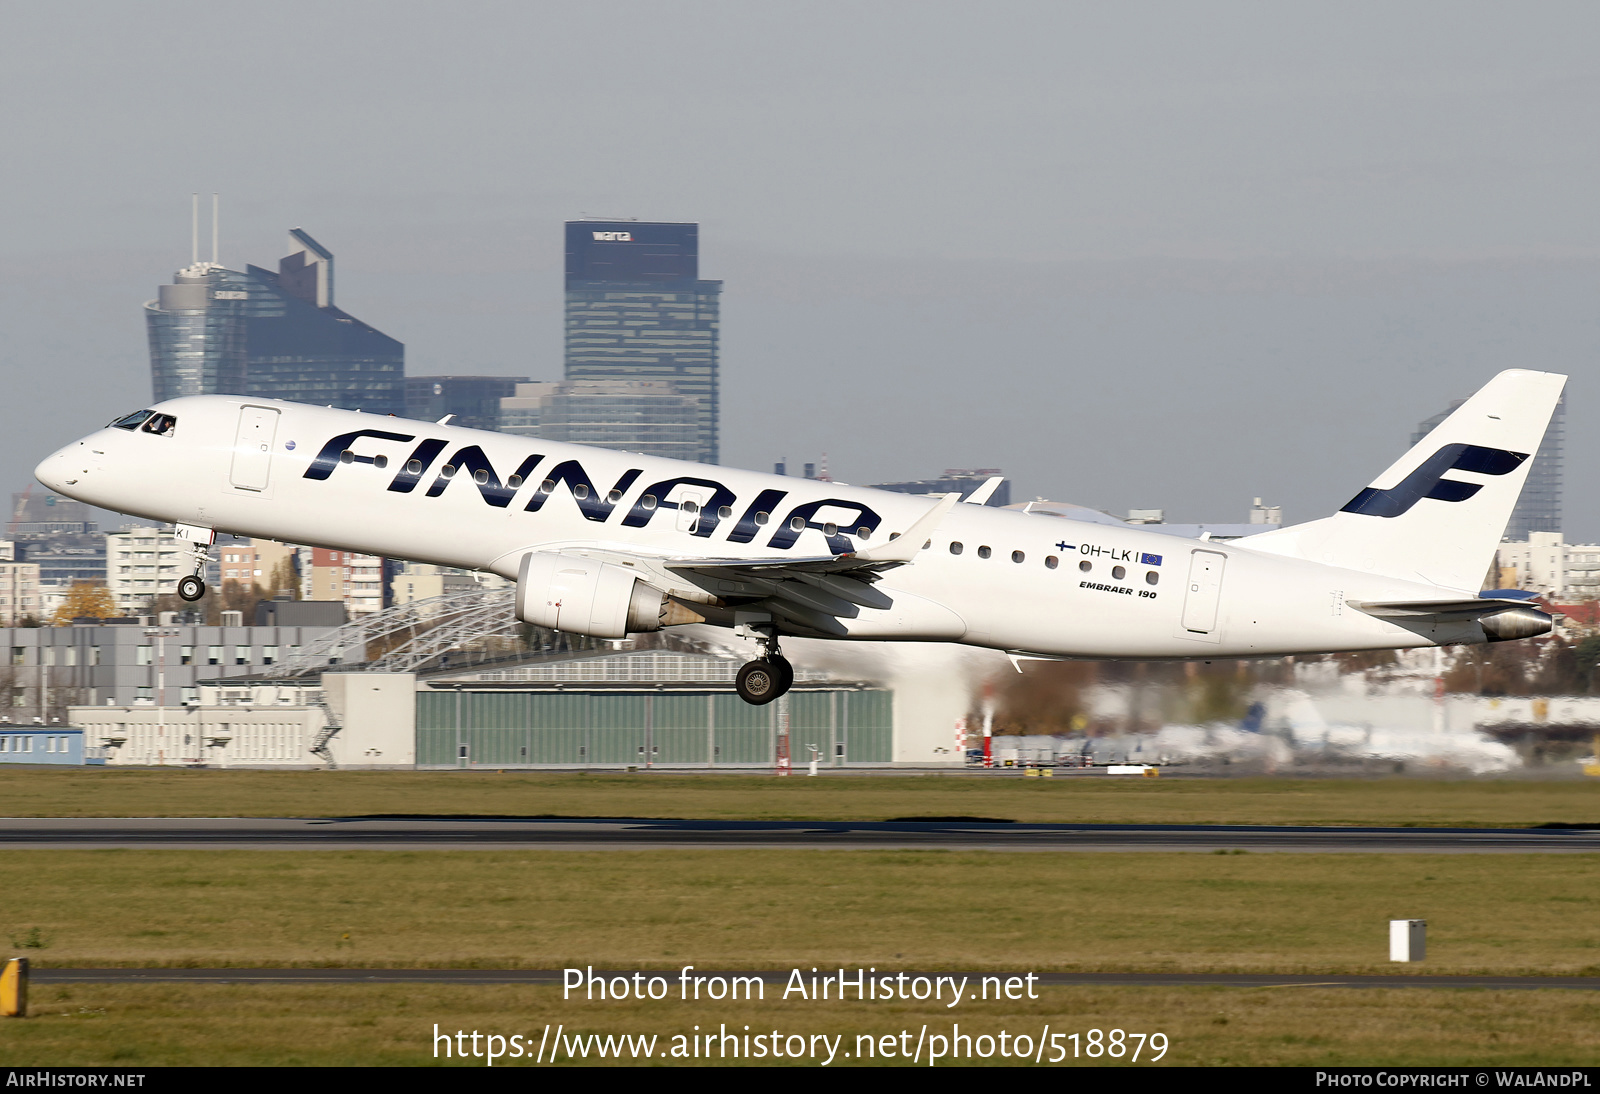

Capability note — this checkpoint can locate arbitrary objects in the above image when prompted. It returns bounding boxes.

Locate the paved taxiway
[29,968,1600,991]
[1,817,1596,851]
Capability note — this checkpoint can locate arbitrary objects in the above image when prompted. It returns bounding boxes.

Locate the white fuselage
[37,395,1488,658]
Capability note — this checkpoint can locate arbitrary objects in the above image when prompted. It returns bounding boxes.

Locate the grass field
[3,982,1597,1066]
[6,773,1597,1067]
[3,768,1599,827]
[3,850,1597,974]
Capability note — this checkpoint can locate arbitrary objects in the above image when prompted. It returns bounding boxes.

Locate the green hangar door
[414,688,892,767]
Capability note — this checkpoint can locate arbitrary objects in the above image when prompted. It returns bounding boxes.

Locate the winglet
[962,476,1005,505]
[855,493,962,563]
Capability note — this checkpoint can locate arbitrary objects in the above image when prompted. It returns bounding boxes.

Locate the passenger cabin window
[110,410,154,431]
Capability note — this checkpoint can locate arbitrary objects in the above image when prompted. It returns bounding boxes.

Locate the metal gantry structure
[259,588,521,678]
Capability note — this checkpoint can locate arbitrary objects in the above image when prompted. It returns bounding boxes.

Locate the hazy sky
[3,2,1598,534]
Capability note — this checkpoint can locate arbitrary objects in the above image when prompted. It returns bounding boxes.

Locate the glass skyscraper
[1413,392,1564,540]
[145,229,404,414]
[563,221,721,464]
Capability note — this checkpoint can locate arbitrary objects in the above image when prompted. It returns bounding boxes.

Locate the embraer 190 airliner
[35,369,1563,705]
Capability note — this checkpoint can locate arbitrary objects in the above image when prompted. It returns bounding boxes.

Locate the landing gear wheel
[767,654,795,697]
[736,659,783,706]
[177,575,206,602]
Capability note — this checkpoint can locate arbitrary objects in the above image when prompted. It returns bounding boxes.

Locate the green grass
[4,850,1599,975]
[3,768,1599,827]
[3,983,1597,1066]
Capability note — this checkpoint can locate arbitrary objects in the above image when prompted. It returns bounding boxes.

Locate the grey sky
[3,2,1597,534]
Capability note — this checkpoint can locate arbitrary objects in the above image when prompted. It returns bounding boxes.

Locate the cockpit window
[140,413,177,437]
[110,410,154,431]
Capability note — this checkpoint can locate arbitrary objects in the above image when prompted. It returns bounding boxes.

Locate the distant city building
[145,228,404,414]
[17,534,106,588]
[9,492,104,612]
[105,528,190,613]
[299,547,389,617]
[1497,533,1600,600]
[9,492,95,536]
[1415,393,1563,539]
[0,563,42,625]
[217,539,297,594]
[391,562,491,606]
[498,379,700,461]
[564,221,721,463]
[1005,499,1283,543]
[497,381,561,437]
[405,376,528,431]
[871,469,1012,508]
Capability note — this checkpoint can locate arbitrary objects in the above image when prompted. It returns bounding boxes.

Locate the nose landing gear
[176,533,213,602]
[735,630,795,706]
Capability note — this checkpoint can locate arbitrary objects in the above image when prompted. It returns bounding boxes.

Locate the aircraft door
[230,406,280,491]
[1180,550,1227,636]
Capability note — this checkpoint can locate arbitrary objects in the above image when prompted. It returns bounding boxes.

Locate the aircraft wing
[661,491,962,634]
[663,553,898,636]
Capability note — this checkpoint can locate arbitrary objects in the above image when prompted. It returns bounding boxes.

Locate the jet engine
[1479,605,1553,643]
[515,552,702,639]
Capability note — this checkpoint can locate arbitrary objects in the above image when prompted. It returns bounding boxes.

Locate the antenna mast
[191,194,199,266]
[211,194,219,265]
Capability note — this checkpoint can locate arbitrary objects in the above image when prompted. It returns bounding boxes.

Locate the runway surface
[29,967,1600,991]
[1,816,1598,852]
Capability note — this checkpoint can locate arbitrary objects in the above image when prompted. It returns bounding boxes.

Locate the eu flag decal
[1140,553,1162,566]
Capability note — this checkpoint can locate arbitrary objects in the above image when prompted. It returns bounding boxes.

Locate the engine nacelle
[1479,605,1553,643]
[516,552,687,639]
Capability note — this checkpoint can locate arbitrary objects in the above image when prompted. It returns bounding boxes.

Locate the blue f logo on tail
[1341,443,1528,519]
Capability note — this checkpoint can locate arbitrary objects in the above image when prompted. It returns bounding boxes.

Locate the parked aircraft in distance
[36,370,1563,705]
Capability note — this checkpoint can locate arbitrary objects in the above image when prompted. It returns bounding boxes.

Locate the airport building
[1415,395,1564,538]
[564,221,721,464]
[68,649,899,769]
[0,727,102,766]
[0,621,339,725]
[145,228,404,414]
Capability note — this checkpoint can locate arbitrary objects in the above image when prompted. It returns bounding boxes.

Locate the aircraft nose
[35,442,91,492]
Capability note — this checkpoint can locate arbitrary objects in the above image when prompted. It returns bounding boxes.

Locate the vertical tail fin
[1242,369,1566,592]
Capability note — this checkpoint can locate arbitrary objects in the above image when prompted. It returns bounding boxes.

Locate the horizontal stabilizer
[1348,597,1552,641]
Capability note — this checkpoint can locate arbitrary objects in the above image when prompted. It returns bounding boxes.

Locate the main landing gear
[735,630,794,706]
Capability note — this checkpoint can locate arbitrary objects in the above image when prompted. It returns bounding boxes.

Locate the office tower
[1413,393,1563,539]
[497,380,701,461]
[145,229,405,414]
[564,221,721,463]
[405,376,528,431]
